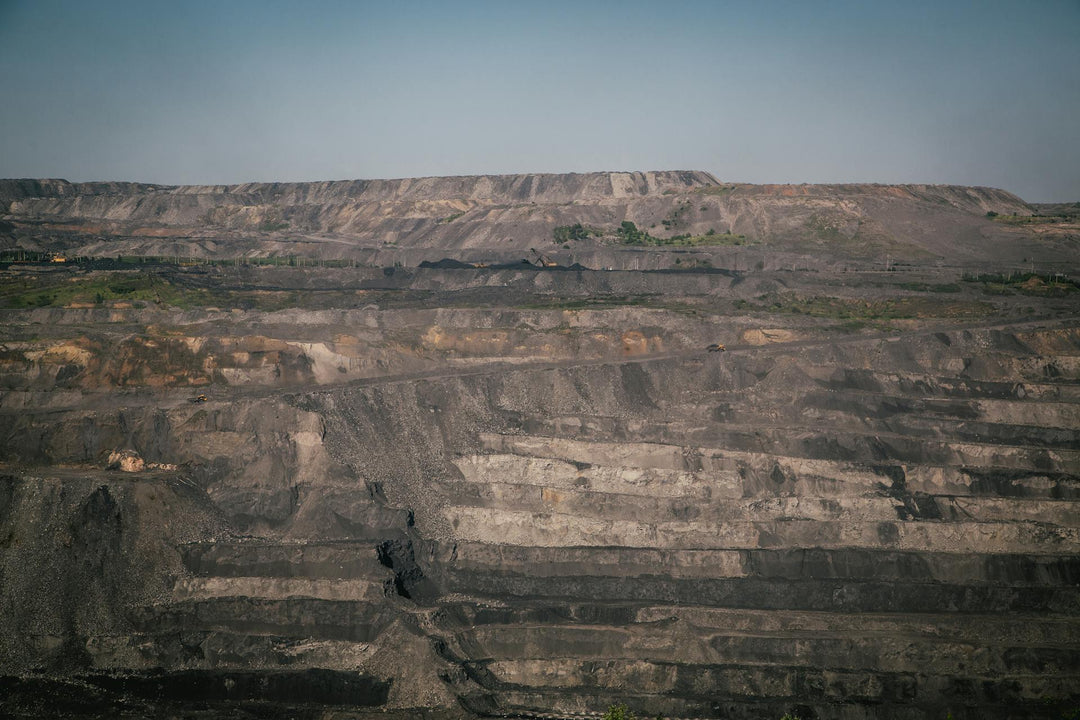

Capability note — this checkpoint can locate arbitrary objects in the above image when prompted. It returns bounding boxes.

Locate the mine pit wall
[0,321,1078,717]
[5,172,1060,272]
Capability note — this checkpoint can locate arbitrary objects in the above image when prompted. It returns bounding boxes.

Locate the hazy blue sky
[1,0,1078,200]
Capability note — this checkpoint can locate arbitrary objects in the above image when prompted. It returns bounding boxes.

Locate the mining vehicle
[529,248,559,267]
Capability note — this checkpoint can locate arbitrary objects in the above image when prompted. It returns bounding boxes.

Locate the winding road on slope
[1,314,1073,417]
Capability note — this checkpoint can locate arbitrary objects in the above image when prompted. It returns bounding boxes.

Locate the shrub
[603,704,635,720]
[617,221,650,244]
[553,223,598,242]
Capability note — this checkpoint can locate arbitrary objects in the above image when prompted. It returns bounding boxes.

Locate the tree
[617,221,649,244]
[553,223,593,242]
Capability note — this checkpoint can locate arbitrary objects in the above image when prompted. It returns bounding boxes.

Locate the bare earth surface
[0,173,1078,719]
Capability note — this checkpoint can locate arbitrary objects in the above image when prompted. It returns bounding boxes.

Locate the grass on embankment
[552,221,752,247]
[735,293,995,328]
[0,272,331,311]
[962,271,1078,296]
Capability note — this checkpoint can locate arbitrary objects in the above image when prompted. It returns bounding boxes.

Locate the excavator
[528,248,559,268]
[707,343,726,352]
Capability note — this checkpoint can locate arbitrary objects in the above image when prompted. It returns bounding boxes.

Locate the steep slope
[1,259,1077,718]
[3,172,1068,269]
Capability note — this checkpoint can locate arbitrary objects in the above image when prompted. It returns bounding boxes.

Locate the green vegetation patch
[617,221,749,246]
[662,230,751,246]
[0,273,177,309]
[963,271,1077,296]
[990,213,1070,225]
[552,223,602,242]
[661,201,691,230]
[735,293,994,322]
[695,184,738,196]
[549,221,749,247]
[0,271,377,311]
[603,704,636,720]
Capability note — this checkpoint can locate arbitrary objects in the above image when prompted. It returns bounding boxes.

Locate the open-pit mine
[0,172,1077,719]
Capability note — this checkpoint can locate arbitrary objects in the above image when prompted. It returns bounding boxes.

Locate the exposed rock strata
[0,174,1078,718]
[3,172,1068,269]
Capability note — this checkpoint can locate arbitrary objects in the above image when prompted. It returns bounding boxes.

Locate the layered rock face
[1,174,1078,718]
[2,171,1068,268]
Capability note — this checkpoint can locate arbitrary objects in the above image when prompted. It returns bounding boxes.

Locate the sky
[0,0,1078,201]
